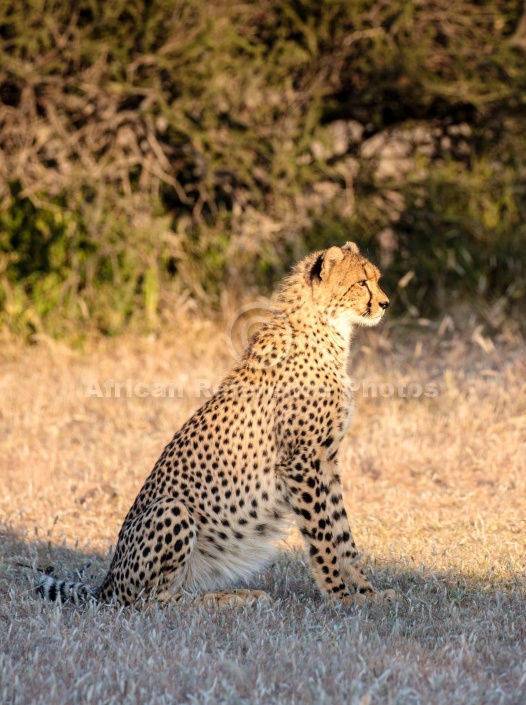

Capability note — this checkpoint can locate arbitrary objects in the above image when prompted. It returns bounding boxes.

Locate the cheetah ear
[342,241,360,254]
[320,246,344,280]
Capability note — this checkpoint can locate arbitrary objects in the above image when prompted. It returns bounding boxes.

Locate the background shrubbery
[1,0,525,337]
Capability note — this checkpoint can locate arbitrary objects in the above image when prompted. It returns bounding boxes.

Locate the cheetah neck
[273,275,354,369]
[327,313,355,349]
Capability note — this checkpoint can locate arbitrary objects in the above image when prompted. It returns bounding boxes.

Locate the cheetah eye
[359,280,367,287]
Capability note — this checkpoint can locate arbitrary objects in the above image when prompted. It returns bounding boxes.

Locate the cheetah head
[309,242,390,338]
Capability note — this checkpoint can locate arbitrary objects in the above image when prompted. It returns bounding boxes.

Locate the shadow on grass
[3,522,526,705]
[2,522,522,612]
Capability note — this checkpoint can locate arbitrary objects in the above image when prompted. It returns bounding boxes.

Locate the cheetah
[36,242,397,607]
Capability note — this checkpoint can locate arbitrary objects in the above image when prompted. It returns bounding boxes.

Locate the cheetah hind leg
[98,497,197,605]
[103,497,270,609]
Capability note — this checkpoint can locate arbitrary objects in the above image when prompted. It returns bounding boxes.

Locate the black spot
[336,531,350,545]
[48,581,58,602]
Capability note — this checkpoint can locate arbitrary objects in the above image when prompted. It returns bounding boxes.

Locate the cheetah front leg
[282,455,395,604]
[326,463,397,603]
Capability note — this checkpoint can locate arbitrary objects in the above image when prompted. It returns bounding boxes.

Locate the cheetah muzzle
[36,242,398,607]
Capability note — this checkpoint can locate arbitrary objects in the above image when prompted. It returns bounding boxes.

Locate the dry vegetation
[1,317,525,704]
[2,0,525,337]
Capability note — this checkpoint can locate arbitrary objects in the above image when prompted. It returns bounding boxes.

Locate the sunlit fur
[36,242,395,607]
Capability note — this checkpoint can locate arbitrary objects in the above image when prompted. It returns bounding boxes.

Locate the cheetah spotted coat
[37,242,396,607]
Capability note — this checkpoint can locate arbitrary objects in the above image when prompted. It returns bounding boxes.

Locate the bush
[0,0,525,336]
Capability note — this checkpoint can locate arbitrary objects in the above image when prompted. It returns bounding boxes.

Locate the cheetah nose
[379,300,390,310]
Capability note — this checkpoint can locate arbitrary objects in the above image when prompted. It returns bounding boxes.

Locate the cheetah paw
[198,589,271,608]
[339,588,398,606]
[376,588,398,603]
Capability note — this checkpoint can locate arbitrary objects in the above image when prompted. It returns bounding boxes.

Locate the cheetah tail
[35,574,99,604]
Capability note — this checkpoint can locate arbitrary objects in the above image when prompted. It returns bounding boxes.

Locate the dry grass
[1,318,525,705]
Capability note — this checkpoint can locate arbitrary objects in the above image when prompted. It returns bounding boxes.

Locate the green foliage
[0,0,525,337]
[361,154,525,320]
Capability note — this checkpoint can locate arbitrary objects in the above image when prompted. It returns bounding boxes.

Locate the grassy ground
[1,317,525,705]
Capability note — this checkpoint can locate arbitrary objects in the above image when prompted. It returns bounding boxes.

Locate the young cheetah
[36,242,396,607]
